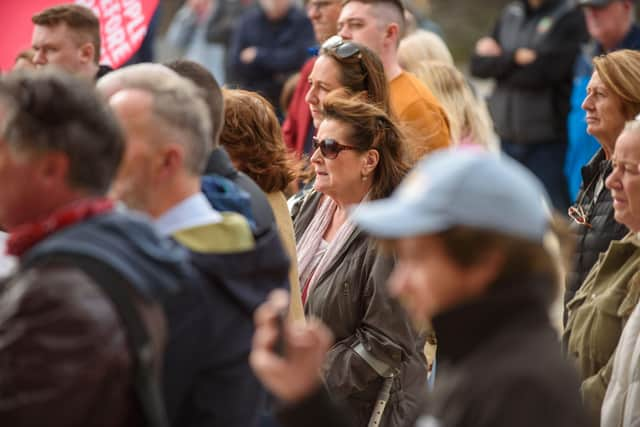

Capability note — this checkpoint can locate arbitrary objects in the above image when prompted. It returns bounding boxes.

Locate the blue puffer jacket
[564,25,640,203]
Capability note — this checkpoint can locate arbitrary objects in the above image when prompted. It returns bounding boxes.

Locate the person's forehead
[617,130,640,156]
[32,23,77,44]
[587,72,606,88]
[339,1,376,21]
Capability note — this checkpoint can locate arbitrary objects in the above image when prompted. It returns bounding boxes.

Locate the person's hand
[475,37,502,56]
[240,47,258,64]
[250,290,334,403]
[514,48,537,65]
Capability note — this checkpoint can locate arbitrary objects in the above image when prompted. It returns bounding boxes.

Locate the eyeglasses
[321,35,361,59]
[568,205,592,229]
[312,137,359,159]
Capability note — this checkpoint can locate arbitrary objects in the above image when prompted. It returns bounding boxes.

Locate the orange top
[390,71,451,162]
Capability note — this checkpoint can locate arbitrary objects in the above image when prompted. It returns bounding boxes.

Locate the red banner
[0,0,158,72]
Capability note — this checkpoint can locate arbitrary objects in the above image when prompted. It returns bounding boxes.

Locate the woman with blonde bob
[291,89,426,427]
[398,29,454,73]
[220,88,304,321]
[413,60,498,151]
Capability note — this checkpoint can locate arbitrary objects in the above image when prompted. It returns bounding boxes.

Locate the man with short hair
[31,4,110,80]
[338,0,450,160]
[565,0,640,201]
[97,64,290,427]
[0,69,184,426]
[282,0,343,157]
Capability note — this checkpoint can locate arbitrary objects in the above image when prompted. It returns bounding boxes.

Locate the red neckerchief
[7,198,115,257]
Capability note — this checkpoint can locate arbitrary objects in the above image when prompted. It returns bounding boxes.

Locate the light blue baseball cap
[351,149,552,242]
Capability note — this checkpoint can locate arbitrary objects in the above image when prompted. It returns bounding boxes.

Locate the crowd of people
[3,0,640,426]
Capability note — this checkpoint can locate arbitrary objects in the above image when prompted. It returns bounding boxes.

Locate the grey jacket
[292,190,428,427]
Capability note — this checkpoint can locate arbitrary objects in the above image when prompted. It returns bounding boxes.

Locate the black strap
[23,253,169,427]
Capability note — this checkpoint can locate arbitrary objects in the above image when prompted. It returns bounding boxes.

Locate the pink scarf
[296,194,366,305]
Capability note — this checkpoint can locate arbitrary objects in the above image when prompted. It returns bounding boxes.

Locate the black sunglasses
[321,35,361,59]
[312,137,359,159]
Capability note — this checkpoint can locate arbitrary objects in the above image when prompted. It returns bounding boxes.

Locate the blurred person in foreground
[291,90,425,427]
[31,4,111,80]
[166,59,277,238]
[229,0,315,116]
[470,0,588,212]
[220,88,305,321]
[565,0,640,203]
[282,0,343,158]
[564,50,640,325]
[599,119,640,426]
[251,149,591,427]
[98,64,290,427]
[0,70,180,425]
[337,0,450,160]
[564,58,640,416]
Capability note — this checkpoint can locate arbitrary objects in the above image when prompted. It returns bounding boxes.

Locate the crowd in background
[3,0,640,427]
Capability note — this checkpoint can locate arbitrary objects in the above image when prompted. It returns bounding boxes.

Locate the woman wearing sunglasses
[292,90,426,427]
[564,50,640,420]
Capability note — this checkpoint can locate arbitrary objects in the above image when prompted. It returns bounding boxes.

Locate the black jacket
[565,149,629,318]
[205,147,275,237]
[278,277,590,427]
[470,0,587,143]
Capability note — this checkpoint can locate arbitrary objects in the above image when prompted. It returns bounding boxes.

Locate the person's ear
[78,42,95,65]
[463,248,505,296]
[361,148,379,177]
[385,22,400,46]
[39,151,70,188]
[156,144,184,180]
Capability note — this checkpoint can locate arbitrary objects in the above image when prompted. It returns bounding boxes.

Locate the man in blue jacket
[229,0,315,116]
[565,0,640,202]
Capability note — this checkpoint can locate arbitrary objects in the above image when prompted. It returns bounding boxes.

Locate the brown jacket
[0,261,165,426]
[293,191,428,427]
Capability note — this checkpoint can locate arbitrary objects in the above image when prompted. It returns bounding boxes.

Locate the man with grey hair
[98,63,290,427]
[336,0,450,159]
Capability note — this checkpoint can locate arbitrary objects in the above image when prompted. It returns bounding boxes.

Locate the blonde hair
[593,49,640,120]
[413,60,498,151]
[398,30,453,72]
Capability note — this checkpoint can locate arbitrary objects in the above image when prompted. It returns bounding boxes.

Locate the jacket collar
[205,147,238,179]
[432,275,552,365]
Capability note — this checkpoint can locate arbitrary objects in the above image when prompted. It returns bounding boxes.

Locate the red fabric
[7,198,114,257]
[282,57,316,157]
[0,0,158,71]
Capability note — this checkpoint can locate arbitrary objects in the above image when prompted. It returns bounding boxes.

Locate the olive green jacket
[564,232,640,421]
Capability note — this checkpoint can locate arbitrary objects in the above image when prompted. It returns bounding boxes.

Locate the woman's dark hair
[320,41,392,115]
[321,89,409,200]
[220,89,298,193]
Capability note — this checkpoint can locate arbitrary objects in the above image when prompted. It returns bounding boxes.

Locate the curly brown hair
[220,89,298,193]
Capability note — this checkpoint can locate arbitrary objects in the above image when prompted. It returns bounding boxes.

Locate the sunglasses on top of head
[312,136,360,159]
[321,35,361,59]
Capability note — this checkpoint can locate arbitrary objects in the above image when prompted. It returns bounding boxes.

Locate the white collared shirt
[155,192,222,236]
